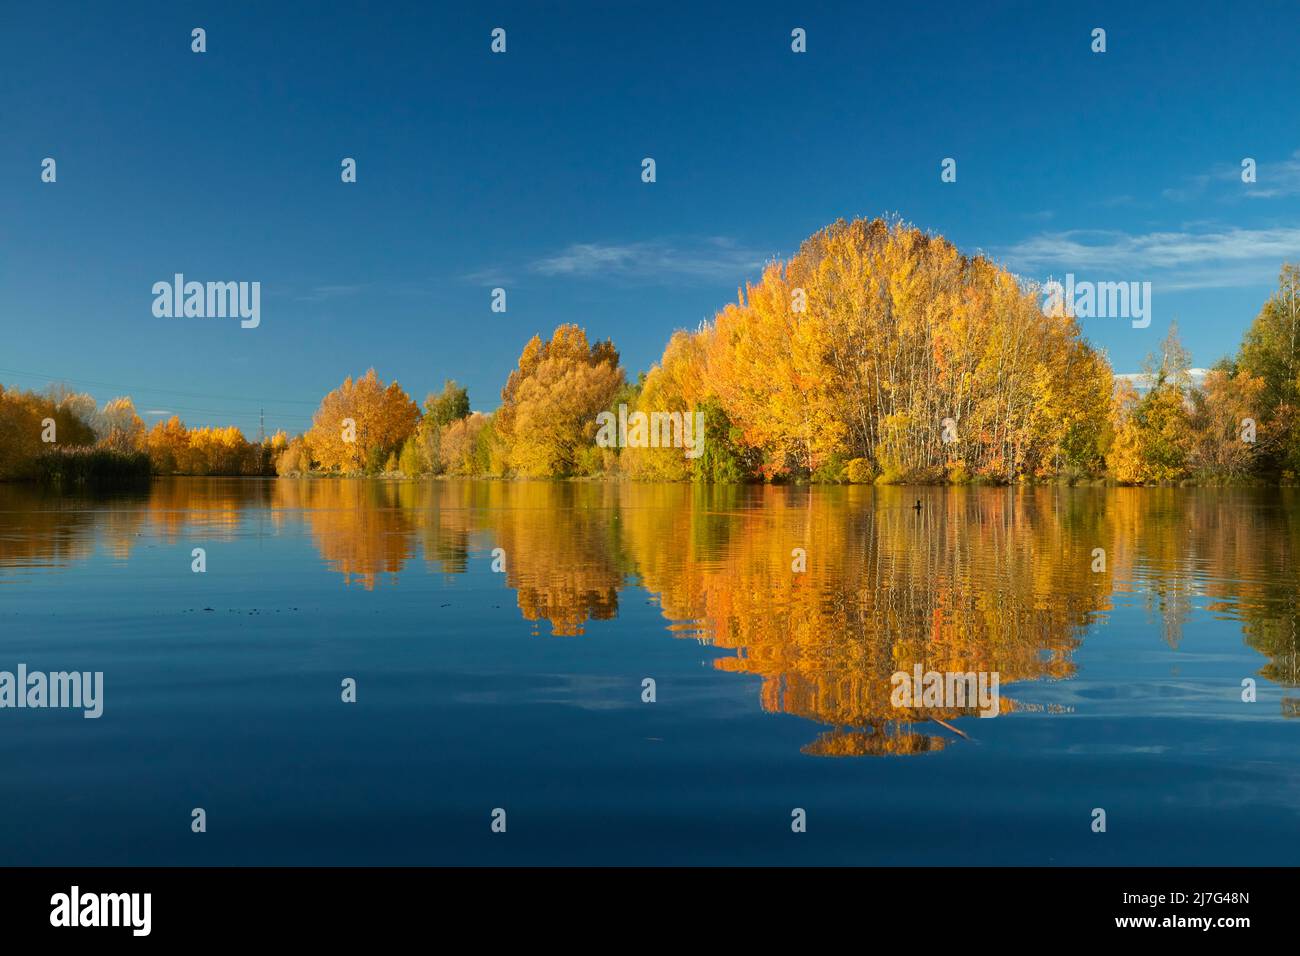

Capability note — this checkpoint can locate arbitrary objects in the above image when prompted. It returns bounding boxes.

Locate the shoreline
[6,472,1295,490]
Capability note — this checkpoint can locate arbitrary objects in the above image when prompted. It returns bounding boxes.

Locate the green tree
[424,380,471,428]
[1238,264,1300,476]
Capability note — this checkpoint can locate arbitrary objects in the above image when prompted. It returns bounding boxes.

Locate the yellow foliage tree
[145,416,191,474]
[305,369,419,474]
[497,325,623,477]
[99,397,145,453]
[440,412,491,475]
[1106,325,1194,484]
[662,217,1114,482]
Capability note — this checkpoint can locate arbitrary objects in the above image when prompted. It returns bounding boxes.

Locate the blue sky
[4,0,1300,436]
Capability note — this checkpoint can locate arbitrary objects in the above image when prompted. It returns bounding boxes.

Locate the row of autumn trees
[275,217,1113,482]
[0,383,285,481]
[277,375,493,478]
[5,217,1300,484]
[406,217,1296,485]
[1109,264,1300,484]
[272,330,622,479]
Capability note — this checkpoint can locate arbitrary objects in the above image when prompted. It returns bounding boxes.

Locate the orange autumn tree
[1188,365,1267,482]
[305,369,419,474]
[0,384,98,478]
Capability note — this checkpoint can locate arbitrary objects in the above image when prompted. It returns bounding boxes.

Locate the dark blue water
[0,478,1296,864]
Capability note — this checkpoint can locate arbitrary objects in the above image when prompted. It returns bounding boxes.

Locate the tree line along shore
[4,217,1299,487]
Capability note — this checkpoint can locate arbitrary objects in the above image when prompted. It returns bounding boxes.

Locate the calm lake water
[0,478,1297,865]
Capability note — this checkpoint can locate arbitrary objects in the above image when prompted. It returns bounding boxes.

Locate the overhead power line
[0,366,320,407]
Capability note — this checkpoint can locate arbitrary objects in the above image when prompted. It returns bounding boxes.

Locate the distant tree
[1107,324,1194,483]
[146,416,190,474]
[276,436,311,476]
[397,436,429,477]
[99,396,145,453]
[497,325,624,477]
[187,425,256,475]
[41,385,98,447]
[0,385,42,478]
[440,412,491,475]
[305,369,419,473]
[1188,363,1265,482]
[395,380,470,477]
[424,380,471,428]
[1238,264,1300,476]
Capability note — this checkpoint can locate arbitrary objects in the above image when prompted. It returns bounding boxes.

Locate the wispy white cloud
[527,237,774,283]
[1003,225,1300,290]
[1245,150,1300,199]
[1161,151,1300,203]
